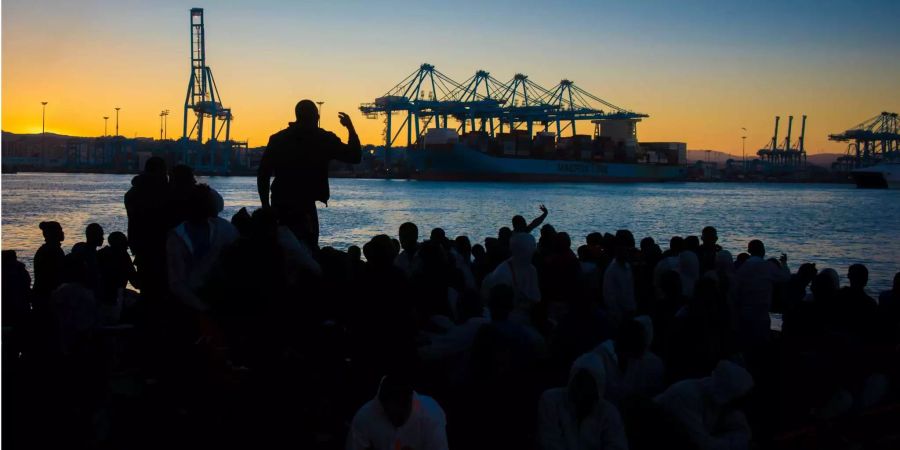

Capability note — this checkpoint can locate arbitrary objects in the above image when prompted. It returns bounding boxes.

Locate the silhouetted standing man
[258,100,361,249]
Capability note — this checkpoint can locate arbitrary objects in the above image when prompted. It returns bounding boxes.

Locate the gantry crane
[360,63,647,150]
[183,8,232,144]
[829,112,899,168]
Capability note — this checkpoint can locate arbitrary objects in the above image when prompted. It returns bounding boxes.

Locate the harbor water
[3,172,898,292]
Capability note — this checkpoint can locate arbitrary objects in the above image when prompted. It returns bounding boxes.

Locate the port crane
[756,115,807,168]
[829,112,899,168]
[183,7,233,144]
[360,63,647,150]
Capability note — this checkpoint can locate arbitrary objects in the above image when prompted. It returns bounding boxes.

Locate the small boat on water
[851,161,900,189]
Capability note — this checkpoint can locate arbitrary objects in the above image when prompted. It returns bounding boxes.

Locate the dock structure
[829,112,899,169]
[756,115,808,169]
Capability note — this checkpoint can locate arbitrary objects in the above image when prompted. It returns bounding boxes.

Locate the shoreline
[2,167,855,184]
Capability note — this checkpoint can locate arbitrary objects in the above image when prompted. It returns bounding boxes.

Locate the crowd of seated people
[3,161,900,450]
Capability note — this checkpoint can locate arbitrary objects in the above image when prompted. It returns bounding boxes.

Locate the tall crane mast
[183,8,232,144]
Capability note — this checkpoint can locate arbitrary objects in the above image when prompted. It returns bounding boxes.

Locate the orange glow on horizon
[3,2,898,156]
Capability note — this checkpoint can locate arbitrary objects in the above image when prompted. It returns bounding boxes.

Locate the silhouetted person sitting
[594,317,665,406]
[655,360,754,450]
[698,226,722,274]
[781,262,817,313]
[52,254,101,356]
[538,352,627,450]
[835,264,878,341]
[166,184,239,312]
[97,231,138,306]
[348,373,449,450]
[70,222,104,295]
[33,221,66,303]
[394,221,419,276]
[2,250,31,332]
[169,164,224,227]
[482,232,541,322]
[257,100,361,249]
[512,204,549,234]
[124,156,170,299]
[878,272,900,344]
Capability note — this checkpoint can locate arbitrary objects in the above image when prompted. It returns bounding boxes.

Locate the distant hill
[806,153,845,168]
[687,150,741,165]
[687,149,844,168]
[3,130,80,139]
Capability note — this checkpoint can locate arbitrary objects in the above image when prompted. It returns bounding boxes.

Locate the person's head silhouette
[107,231,129,251]
[377,374,415,428]
[144,156,167,178]
[511,215,527,232]
[294,100,319,128]
[701,226,718,246]
[847,264,868,290]
[171,164,196,188]
[747,239,765,258]
[85,223,104,248]
[39,221,64,244]
[398,222,418,251]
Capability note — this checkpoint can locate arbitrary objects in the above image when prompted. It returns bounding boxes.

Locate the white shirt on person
[348,392,449,450]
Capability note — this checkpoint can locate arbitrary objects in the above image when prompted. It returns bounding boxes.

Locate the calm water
[3,173,898,292]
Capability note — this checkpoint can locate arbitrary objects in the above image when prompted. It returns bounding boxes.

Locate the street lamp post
[741,127,748,171]
[103,116,109,136]
[114,107,121,137]
[163,110,170,140]
[316,101,324,127]
[742,136,747,163]
[41,101,48,165]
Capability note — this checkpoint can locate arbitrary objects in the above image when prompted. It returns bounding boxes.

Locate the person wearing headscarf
[538,351,628,450]
[348,374,448,450]
[593,316,666,406]
[482,232,541,311]
[655,360,754,450]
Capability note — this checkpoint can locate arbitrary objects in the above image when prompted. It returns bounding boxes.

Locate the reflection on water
[3,173,899,292]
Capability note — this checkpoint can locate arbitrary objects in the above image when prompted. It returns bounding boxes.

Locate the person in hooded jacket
[593,316,665,406]
[166,184,239,312]
[348,374,449,450]
[603,242,636,334]
[257,100,361,249]
[733,240,789,350]
[655,360,754,450]
[482,232,541,321]
[538,351,628,450]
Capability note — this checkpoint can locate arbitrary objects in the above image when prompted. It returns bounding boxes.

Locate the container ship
[406,121,686,182]
[361,64,688,182]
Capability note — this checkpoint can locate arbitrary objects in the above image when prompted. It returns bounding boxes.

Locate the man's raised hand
[338,112,354,130]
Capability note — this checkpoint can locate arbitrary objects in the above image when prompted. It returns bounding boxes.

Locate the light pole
[114,107,121,137]
[41,101,48,165]
[316,101,324,127]
[741,127,747,168]
[162,110,170,139]
[159,111,165,140]
[103,116,109,136]
[41,101,48,134]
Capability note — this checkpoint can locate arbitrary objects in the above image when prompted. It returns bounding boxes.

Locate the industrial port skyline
[3,0,899,155]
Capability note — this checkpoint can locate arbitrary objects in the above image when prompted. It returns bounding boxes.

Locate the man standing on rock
[258,100,361,249]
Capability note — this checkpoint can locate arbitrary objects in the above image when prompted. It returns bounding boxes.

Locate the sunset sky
[3,0,898,154]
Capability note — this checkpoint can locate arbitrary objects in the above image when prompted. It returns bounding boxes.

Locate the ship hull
[851,162,900,189]
[407,144,686,182]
